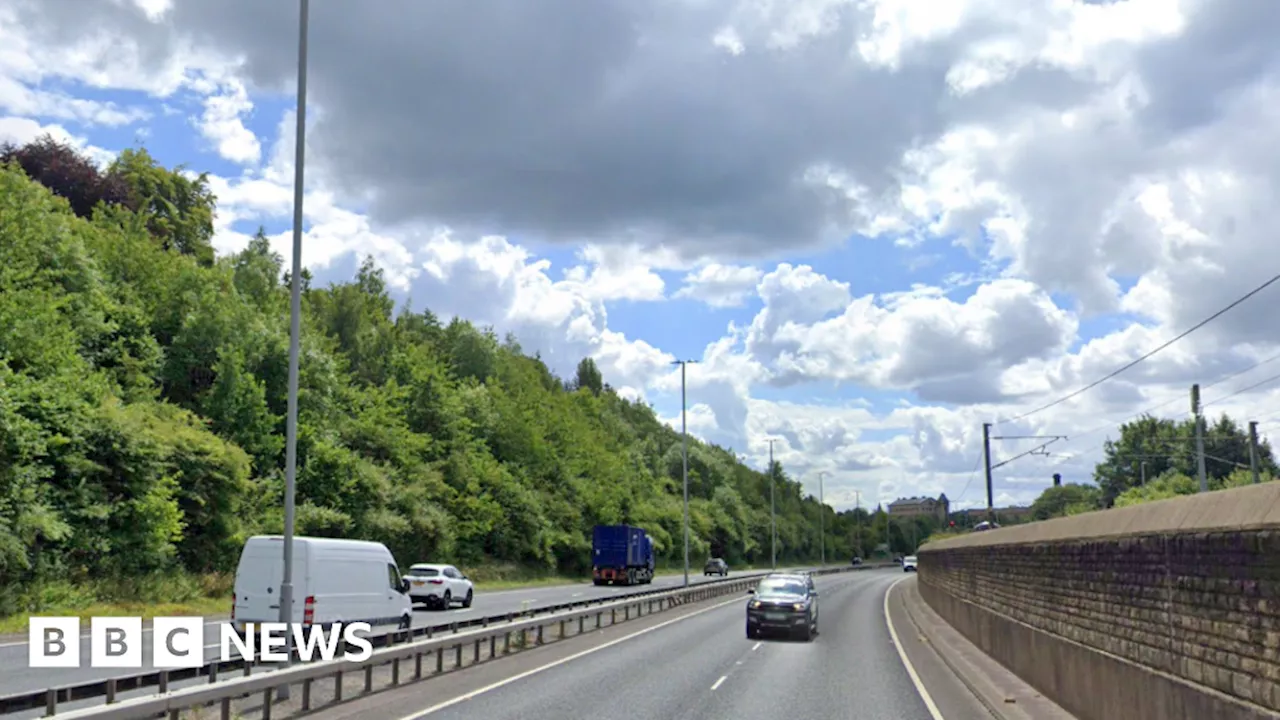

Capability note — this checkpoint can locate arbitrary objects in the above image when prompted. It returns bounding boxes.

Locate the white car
[403,563,474,610]
[902,555,918,572]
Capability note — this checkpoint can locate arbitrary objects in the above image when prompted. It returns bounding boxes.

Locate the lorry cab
[232,536,412,635]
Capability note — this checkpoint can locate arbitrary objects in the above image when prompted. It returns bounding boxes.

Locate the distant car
[902,555,918,572]
[403,563,474,610]
[973,521,1001,532]
[850,556,862,566]
[745,573,819,641]
[704,558,729,576]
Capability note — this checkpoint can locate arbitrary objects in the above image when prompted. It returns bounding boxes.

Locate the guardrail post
[504,631,511,654]
[334,670,343,701]
[302,677,313,710]
[454,643,462,668]
[261,688,273,720]
[451,622,458,634]
[559,618,566,638]
[415,651,423,679]
[363,664,373,693]
[45,688,55,716]
[208,661,218,684]
[106,677,117,703]
[611,607,616,624]
[159,670,169,694]
[392,656,401,686]
[578,615,585,634]
[221,696,232,720]
[489,633,497,658]
[474,638,481,663]
[436,647,444,673]
[536,625,544,645]
[596,611,602,628]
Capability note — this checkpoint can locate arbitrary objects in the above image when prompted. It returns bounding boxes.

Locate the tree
[1,134,135,218]
[1030,483,1102,520]
[1093,413,1276,507]
[574,357,604,395]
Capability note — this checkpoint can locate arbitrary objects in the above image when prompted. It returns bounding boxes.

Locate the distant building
[887,494,950,521]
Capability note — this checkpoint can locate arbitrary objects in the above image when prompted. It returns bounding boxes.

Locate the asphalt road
[356,569,993,720]
[0,567,782,701]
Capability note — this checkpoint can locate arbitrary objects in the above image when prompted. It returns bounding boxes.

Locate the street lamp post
[673,359,697,587]
[817,471,827,566]
[277,0,310,700]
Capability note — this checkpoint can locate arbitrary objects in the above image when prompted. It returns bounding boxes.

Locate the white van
[231,536,413,634]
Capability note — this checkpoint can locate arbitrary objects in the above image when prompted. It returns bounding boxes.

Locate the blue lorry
[592,524,655,586]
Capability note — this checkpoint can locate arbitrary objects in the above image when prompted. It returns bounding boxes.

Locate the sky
[3,0,1280,514]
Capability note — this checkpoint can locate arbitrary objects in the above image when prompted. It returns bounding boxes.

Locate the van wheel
[442,590,452,609]
[399,615,411,631]
[462,590,473,608]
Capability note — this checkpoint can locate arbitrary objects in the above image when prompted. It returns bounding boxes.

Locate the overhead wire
[992,271,1280,427]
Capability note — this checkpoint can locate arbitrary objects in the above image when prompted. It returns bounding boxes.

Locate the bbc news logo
[28,618,374,668]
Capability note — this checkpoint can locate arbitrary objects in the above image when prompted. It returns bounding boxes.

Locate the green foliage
[0,151,903,617]
[1030,483,1101,521]
[1027,411,1277,521]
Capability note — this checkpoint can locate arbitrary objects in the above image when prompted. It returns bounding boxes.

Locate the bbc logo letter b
[29,618,80,668]
[91,617,142,667]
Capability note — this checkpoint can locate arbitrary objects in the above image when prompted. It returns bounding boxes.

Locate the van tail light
[303,595,315,625]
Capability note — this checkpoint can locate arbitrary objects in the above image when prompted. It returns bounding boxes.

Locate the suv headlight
[792,602,806,611]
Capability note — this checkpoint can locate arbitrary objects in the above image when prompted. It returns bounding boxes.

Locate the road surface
[0,567,785,702]
[309,568,995,720]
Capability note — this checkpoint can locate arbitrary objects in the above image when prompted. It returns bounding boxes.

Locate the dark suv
[703,558,729,576]
[745,573,819,641]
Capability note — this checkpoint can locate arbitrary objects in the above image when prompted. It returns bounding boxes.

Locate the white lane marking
[571,593,583,598]
[710,675,727,691]
[395,594,745,719]
[751,641,762,651]
[885,576,945,720]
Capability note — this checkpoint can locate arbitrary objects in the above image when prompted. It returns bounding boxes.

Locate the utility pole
[1192,384,1208,493]
[1140,461,1147,486]
[816,471,827,566]
[278,0,310,700]
[984,425,1068,523]
[982,423,994,524]
[768,439,778,569]
[672,360,697,588]
[1249,420,1261,485]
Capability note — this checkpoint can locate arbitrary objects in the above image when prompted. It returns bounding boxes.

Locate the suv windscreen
[756,578,807,597]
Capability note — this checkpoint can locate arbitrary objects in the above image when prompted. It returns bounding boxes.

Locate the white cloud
[674,264,763,308]
[6,0,1280,517]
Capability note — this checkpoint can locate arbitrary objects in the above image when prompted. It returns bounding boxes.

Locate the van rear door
[234,538,308,625]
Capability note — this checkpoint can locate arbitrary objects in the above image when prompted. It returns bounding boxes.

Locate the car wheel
[442,590,452,609]
[798,622,813,642]
[462,589,473,608]
[746,623,757,640]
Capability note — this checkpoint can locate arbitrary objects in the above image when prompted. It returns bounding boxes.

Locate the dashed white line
[885,576,945,720]
[751,641,762,651]
[395,593,746,719]
[710,675,727,691]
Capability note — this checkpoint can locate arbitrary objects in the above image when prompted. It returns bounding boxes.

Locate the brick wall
[918,482,1280,720]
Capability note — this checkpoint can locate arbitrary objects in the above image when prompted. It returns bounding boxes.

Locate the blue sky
[6,0,1280,513]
